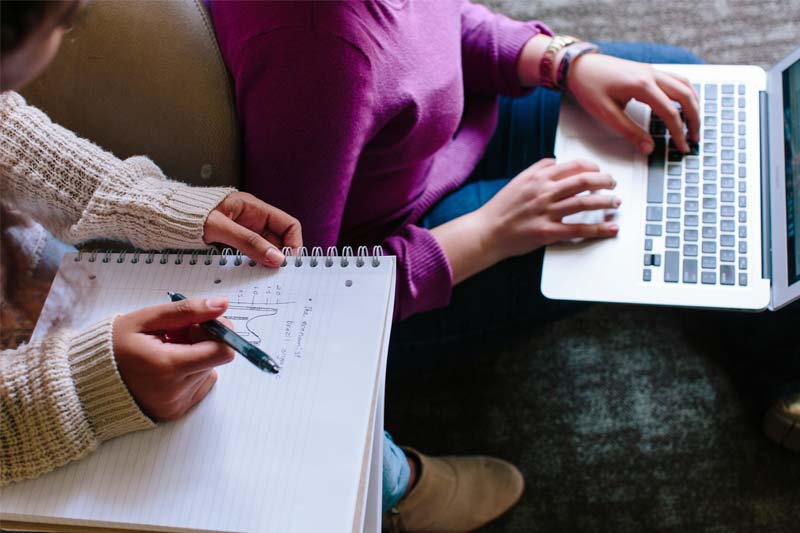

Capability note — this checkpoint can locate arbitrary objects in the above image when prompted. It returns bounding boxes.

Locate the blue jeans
[381,42,703,512]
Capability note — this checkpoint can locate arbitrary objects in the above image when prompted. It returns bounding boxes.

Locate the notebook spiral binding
[74,246,385,268]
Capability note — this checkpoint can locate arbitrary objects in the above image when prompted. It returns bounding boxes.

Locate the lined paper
[2,253,395,533]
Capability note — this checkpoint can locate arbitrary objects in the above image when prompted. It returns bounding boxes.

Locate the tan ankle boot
[764,394,800,452]
[383,448,524,532]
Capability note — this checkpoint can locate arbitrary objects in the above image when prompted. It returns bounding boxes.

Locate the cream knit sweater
[0,91,235,486]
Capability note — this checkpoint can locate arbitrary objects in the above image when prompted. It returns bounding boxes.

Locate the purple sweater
[210,0,550,320]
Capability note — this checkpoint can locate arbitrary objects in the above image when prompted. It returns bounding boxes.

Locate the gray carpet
[386,1,800,532]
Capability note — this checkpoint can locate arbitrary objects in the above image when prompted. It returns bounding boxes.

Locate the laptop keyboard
[643,82,749,287]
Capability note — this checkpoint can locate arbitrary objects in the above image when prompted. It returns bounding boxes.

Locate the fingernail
[608,223,619,232]
[639,140,653,154]
[266,247,284,264]
[613,198,622,207]
[206,297,228,310]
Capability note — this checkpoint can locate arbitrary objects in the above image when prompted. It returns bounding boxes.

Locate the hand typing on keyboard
[564,54,700,155]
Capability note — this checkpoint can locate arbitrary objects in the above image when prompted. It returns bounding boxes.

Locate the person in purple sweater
[210,1,708,530]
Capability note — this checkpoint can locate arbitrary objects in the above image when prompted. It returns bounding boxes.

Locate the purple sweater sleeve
[233,29,453,321]
[460,0,552,97]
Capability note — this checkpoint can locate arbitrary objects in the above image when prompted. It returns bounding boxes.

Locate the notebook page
[2,253,396,533]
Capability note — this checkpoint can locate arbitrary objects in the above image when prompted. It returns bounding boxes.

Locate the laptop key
[666,221,680,234]
[683,259,698,283]
[739,273,747,286]
[684,244,698,257]
[739,257,747,269]
[668,178,682,190]
[704,156,717,167]
[702,241,716,254]
[647,137,666,203]
[738,97,745,108]
[702,212,716,224]
[739,138,746,150]
[722,84,734,94]
[664,251,680,283]
[739,124,746,135]
[739,241,747,254]
[686,186,699,198]
[739,196,746,208]
[666,236,680,248]
[668,164,682,176]
[645,238,653,251]
[739,152,746,164]
[739,166,746,178]
[646,224,662,236]
[702,226,716,239]
[721,150,734,161]
[704,129,716,140]
[704,116,717,127]
[702,256,716,269]
[687,172,699,183]
[643,269,652,282]
[705,84,718,98]
[739,211,747,223]
[703,183,717,195]
[721,191,735,203]
[721,249,735,262]
[721,178,735,189]
[644,254,655,266]
[722,109,734,120]
[721,163,735,175]
[703,169,717,180]
[685,201,699,213]
[738,182,746,193]
[721,219,735,232]
[667,193,681,204]
[685,158,699,169]
[722,136,734,147]
[738,84,745,95]
[721,123,734,134]
[722,96,734,108]
[738,111,746,122]
[653,254,662,267]
[703,198,717,210]
[720,265,735,285]
[702,271,717,284]
[705,102,718,114]
[739,226,747,238]
[721,234,735,247]
[684,229,698,242]
[667,207,681,219]
[685,214,699,226]
[646,206,663,221]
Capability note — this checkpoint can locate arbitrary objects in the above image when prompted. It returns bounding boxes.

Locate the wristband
[538,35,578,90]
[556,42,600,92]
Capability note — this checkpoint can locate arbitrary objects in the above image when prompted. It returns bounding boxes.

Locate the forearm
[0,319,153,486]
[0,92,232,249]
[430,210,500,285]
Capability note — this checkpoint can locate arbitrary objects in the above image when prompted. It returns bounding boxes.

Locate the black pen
[167,292,280,374]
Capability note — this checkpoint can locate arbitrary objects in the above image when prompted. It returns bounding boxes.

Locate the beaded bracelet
[555,42,600,92]
[538,35,578,90]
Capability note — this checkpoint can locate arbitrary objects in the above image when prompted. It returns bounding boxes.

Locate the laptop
[541,46,800,311]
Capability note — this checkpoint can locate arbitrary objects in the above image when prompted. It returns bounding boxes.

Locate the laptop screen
[785,58,800,284]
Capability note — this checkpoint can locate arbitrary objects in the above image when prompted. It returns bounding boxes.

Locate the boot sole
[763,403,800,452]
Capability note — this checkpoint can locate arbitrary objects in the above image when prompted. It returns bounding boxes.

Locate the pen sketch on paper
[222,285,313,367]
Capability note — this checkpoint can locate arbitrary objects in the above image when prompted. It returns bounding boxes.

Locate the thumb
[128,297,229,333]
[597,97,654,154]
[205,211,285,267]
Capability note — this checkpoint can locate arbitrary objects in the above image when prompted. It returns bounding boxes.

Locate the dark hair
[0,1,63,56]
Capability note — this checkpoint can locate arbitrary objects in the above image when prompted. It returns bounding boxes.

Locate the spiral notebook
[1,247,396,533]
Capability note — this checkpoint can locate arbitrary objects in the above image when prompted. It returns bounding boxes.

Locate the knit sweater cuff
[498,20,553,97]
[68,317,154,442]
[389,226,454,321]
[123,157,235,250]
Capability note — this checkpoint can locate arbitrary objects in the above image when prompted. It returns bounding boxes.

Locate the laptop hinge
[759,90,771,281]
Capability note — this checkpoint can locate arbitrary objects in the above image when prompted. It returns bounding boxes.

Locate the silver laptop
[542,46,800,311]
